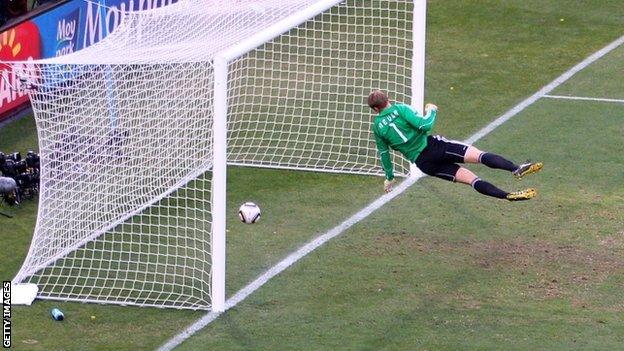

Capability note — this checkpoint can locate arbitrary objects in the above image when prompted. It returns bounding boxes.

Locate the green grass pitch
[1,0,623,350]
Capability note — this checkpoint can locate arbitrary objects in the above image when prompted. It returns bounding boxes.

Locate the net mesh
[11,0,415,310]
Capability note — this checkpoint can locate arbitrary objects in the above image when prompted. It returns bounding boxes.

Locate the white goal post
[5,0,426,311]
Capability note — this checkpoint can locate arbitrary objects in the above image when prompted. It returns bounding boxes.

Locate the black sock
[471,179,508,199]
[480,152,518,172]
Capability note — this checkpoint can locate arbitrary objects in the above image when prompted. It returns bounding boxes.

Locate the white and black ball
[238,202,261,224]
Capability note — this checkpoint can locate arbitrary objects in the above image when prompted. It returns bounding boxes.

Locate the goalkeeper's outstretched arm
[401,103,437,131]
[373,130,396,192]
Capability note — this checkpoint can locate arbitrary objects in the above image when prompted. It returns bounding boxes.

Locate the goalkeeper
[369,90,542,201]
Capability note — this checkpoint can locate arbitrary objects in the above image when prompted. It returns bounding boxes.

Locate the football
[238,202,261,224]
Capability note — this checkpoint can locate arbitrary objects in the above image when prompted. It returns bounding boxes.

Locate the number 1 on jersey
[389,122,408,143]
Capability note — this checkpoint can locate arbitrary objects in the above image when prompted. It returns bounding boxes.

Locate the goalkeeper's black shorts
[414,135,469,182]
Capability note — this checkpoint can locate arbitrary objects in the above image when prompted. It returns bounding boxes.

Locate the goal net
[9,0,424,311]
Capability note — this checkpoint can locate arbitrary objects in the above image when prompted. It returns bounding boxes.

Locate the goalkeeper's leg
[463,145,543,178]
[415,138,537,200]
[455,167,536,201]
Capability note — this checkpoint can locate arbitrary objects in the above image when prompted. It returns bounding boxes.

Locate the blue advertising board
[32,0,179,59]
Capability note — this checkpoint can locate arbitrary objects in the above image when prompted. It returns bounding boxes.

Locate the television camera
[0,150,40,209]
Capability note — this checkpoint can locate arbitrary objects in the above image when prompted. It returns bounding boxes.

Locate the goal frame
[210,0,427,312]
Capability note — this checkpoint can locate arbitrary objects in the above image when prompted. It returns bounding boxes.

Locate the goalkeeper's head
[368,90,390,113]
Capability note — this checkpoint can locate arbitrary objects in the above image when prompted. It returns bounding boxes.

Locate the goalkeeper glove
[425,103,438,112]
[383,179,396,193]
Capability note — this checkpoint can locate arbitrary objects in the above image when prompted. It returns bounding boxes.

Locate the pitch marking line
[543,94,624,104]
[158,34,624,351]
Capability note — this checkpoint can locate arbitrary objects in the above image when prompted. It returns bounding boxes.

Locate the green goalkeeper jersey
[372,103,437,180]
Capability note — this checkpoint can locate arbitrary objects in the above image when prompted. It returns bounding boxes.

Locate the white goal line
[543,94,624,104]
[157,33,624,351]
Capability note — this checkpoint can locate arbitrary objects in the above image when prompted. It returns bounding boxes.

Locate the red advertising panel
[0,21,41,120]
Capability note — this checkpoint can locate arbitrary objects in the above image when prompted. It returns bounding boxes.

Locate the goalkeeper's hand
[425,103,438,112]
[383,179,396,193]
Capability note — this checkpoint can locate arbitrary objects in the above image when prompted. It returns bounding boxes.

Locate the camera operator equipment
[0,150,40,210]
[15,171,39,199]
[0,176,18,217]
[26,150,40,169]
